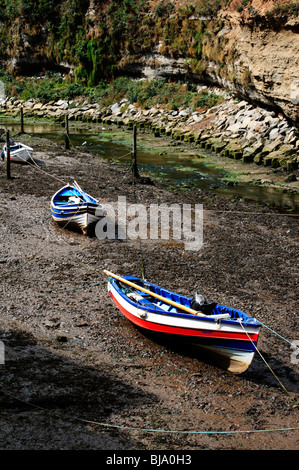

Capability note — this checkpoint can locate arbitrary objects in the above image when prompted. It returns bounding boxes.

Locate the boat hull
[51,203,102,234]
[107,276,261,374]
[1,143,34,164]
[50,184,103,235]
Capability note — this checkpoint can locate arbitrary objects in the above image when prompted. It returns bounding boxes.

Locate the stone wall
[1,89,298,173]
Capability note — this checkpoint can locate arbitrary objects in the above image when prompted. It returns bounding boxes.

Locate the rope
[0,197,88,282]
[239,320,299,408]
[49,280,106,294]
[17,147,67,185]
[112,151,132,161]
[259,321,298,348]
[1,389,298,436]
[73,418,299,436]
[12,150,90,206]
[204,210,299,218]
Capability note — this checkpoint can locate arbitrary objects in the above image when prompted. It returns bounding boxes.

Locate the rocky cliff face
[113,1,299,126]
[203,5,299,127]
[220,9,299,127]
[1,0,299,126]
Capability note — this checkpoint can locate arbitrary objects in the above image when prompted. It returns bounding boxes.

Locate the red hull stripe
[110,292,258,343]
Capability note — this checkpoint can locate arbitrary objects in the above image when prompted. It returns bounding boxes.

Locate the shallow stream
[1,119,299,214]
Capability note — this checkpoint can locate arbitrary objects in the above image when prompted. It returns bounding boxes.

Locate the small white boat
[1,140,34,164]
[51,181,104,235]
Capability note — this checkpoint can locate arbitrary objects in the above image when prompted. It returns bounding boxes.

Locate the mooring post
[20,106,24,134]
[131,125,139,180]
[6,130,11,179]
[65,113,70,150]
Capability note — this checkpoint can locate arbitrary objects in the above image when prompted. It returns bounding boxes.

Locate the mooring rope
[73,418,299,436]
[0,200,89,282]
[1,389,298,436]
[239,320,299,408]
[259,321,297,347]
[50,280,106,294]
[19,148,67,185]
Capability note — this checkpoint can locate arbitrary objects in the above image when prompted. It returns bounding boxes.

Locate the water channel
[1,118,299,214]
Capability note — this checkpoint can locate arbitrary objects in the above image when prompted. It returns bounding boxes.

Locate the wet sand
[0,134,298,451]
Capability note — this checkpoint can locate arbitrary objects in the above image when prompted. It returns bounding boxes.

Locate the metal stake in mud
[65,114,70,150]
[20,106,24,134]
[6,130,11,180]
[131,125,140,181]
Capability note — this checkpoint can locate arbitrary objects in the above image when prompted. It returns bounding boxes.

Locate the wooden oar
[103,269,206,317]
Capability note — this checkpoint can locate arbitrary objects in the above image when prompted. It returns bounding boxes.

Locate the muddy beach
[0,131,298,452]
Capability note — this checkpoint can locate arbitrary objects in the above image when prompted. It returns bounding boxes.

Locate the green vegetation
[0,71,85,102]
[1,72,223,112]
[0,0,297,97]
[123,78,223,111]
[265,2,299,17]
[0,0,245,86]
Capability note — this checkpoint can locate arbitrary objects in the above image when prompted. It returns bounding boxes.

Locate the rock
[45,319,60,328]
[24,100,35,109]
[236,100,248,109]
[227,122,243,133]
[192,113,204,123]
[55,100,68,109]
[242,142,263,163]
[290,80,299,105]
[261,139,283,157]
[269,128,281,140]
[285,158,298,171]
[111,103,120,114]
[278,144,296,156]
[284,131,297,144]
[285,173,297,182]
[263,151,284,168]
[56,335,68,342]
[221,142,243,159]
[208,138,227,153]
[178,110,188,118]
[253,153,264,165]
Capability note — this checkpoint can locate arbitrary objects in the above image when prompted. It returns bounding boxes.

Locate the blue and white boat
[51,181,104,235]
[104,270,262,374]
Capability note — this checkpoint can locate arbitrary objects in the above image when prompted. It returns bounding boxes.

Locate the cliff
[0,0,298,126]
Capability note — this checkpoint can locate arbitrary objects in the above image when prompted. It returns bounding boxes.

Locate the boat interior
[54,188,88,205]
[116,279,247,321]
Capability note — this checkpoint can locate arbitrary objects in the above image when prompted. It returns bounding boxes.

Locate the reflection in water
[1,119,298,213]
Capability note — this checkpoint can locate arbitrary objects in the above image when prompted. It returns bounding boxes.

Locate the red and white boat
[105,270,262,374]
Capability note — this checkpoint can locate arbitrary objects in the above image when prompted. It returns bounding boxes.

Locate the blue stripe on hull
[139,327,257,353]
[51,210,97,219]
